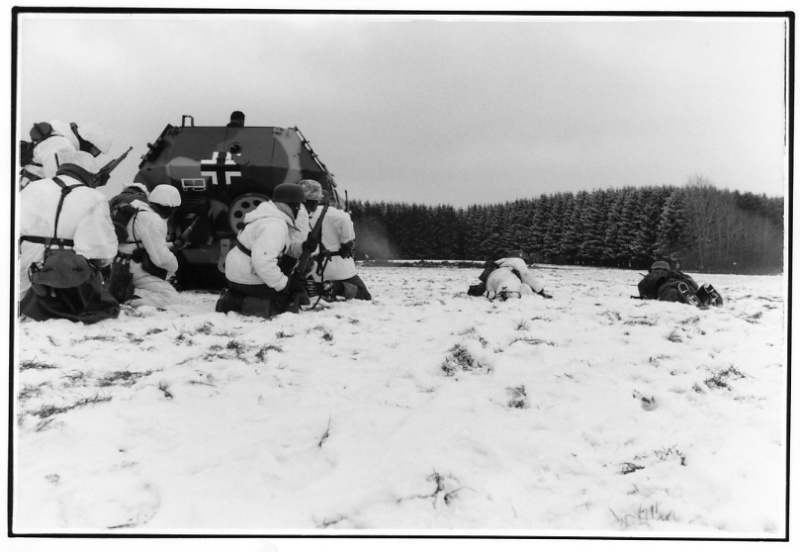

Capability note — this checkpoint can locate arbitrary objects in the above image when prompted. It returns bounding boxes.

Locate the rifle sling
[235,238,252,257]
[297,204,329,268]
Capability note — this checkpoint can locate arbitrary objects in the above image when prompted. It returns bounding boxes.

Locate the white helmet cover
[78,122,113,154]
[149,184,182,207]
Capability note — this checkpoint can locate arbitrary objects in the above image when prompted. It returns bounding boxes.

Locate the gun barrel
[101,146,133,173]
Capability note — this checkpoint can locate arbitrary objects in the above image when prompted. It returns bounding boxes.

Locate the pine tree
[578,189,608,265]
[655,190,690,262]
[602,189,625,266]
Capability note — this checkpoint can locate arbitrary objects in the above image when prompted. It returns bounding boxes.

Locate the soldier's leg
[342,275,372,300]
[129,264,180,307]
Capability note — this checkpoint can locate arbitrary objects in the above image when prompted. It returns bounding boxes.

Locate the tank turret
[134,115,341,288]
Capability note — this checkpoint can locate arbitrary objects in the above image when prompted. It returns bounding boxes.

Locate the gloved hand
[338,240,355,259]
[286,274,308,295]
[92,171,110,188]
[537,289,553,299]
[284,274,310,309]
[170,237,187,251]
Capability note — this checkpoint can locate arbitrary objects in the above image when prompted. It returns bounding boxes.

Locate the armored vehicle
[133,115,341,287]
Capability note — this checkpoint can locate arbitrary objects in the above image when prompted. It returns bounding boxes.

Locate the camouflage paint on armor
[134,119,338,268]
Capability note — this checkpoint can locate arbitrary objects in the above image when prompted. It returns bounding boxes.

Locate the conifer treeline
[348,178,784,273]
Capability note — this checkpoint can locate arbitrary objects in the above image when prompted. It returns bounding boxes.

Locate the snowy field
[11,264,788,538]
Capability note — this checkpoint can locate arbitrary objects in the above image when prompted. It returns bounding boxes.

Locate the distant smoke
[354,218,401,260]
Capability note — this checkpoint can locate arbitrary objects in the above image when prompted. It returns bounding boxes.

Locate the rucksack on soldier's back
[637,268,671,300]
[110,202,139,242]
[108,185,151,242]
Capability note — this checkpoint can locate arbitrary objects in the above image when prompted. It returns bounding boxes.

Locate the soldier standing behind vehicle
[18,151,120,322]
[117,185,182,308]
[300,179,372,301]
[216,183,310,317]
[227,111,245,128]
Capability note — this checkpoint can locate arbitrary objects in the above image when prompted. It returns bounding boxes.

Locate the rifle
[171,217,200,251]
[287,203,330,313]
[94,146,133,187]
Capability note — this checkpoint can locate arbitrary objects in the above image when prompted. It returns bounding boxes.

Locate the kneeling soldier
[216,183,309,318]
[117,184,182,307]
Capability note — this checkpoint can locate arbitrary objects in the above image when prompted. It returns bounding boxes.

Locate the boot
[215,288,244,313]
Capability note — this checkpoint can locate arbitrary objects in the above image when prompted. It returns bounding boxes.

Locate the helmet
[651,260,671,271]
[58,150,98,174]
[77,122,112,154]
[149,184,181,207]
[505,249,527,260]
[299,179,324,201]
[272,183,305,204]
[124,182,150,197]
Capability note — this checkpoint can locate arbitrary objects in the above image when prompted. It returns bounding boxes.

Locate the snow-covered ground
[11,265,788,538]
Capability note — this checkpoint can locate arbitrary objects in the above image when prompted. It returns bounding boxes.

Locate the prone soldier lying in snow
[636,261,723,308]
[467,252,553,301]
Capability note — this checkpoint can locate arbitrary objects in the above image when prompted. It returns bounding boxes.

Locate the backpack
[638,269,702,305]
[108,190,148,242]
[637,268,670,299]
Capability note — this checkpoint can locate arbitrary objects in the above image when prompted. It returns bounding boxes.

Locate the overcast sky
[15,10,788,207]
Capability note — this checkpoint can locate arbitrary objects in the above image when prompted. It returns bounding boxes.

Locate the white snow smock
[117,200,179,278]
[18,175,117,301]
[494,257,545,294]
[309,205,358,282]
[32,120,81,179]
[224,201,297,291]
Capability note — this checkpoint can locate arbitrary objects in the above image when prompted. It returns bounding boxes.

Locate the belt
[19,235,74,248]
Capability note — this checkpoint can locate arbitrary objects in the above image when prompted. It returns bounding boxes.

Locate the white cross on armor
[200,151,242,186]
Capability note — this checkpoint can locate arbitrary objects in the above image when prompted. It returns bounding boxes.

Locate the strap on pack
[20,176,85,256]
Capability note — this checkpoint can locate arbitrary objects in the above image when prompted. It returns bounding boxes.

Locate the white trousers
[129,262,180,307]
